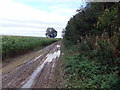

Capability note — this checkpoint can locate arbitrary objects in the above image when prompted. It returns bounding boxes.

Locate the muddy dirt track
[2,41,61,88]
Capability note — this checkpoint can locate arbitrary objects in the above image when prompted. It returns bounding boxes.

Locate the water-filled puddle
[22,46,60,88]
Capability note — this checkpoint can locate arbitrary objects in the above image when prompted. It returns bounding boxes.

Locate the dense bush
[62,2,120,89]
[63,2,120,46]
[63,39,120,88]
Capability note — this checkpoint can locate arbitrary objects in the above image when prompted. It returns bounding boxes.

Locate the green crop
[2,35,59,60]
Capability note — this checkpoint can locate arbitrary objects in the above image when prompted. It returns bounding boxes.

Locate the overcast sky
[0,0,85,38]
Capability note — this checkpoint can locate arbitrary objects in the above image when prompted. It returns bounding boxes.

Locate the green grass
[62,34,120,89]
[2,35,59,60]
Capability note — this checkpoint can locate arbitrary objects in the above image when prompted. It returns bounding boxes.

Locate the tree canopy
[45,27,57,38]
[62,2,120,88]
[63,2,120,45]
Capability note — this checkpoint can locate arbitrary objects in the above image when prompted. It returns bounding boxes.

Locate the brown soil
[2,41,63,88]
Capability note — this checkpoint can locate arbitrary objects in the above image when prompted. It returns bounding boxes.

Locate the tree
[45,27,57,38]
[64,2,102,45]
[64,2,119,47]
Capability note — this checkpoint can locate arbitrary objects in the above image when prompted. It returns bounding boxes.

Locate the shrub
[63,39,120,89]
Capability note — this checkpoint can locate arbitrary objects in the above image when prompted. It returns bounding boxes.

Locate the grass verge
[62,36,120,89]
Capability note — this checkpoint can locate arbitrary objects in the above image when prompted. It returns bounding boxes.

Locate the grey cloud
[1,18,65,30]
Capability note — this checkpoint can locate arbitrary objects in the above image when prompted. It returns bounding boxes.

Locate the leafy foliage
[63,2,120,45]
[2,35,58,60]
[45,27,57,38]
[62,2,120,89]
[63,38,120,88]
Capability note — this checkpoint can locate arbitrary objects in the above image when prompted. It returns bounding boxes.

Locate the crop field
[2,35,59,60]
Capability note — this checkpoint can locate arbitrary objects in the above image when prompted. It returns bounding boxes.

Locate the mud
[2,41,61,88]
